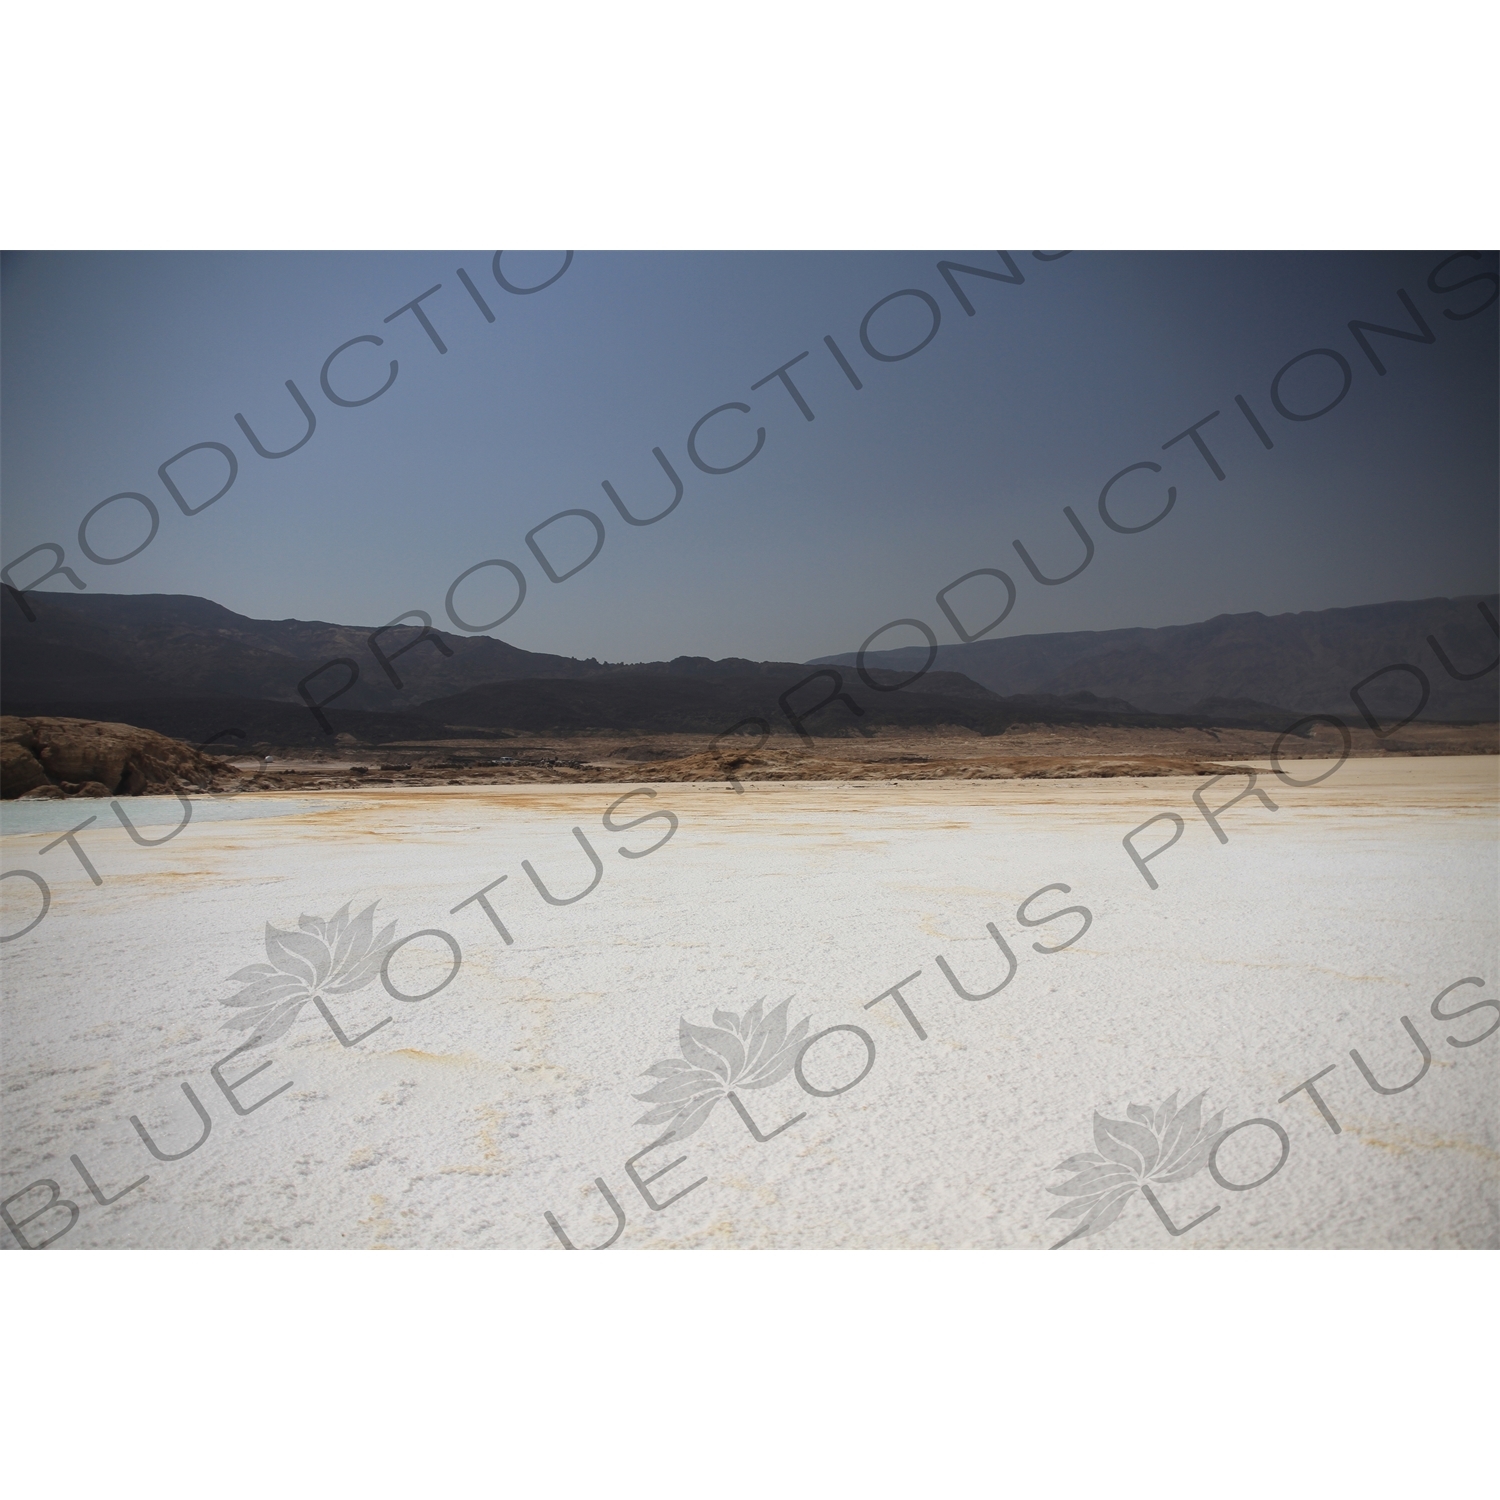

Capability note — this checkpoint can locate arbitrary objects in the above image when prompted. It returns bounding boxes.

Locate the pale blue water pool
[0,796,340,836]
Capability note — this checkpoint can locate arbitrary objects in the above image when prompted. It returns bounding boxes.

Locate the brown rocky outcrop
[1,716,238,799]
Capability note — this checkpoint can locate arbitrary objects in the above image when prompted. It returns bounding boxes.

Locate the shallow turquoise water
[0,795,340,835]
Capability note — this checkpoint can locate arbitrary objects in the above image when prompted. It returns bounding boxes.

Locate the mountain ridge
[4,588,1494,746]
[813,595,1499,722]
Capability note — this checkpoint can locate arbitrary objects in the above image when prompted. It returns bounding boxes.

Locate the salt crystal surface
[2,759,1495,1249]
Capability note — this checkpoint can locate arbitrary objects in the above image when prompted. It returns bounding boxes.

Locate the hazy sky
[2,250,1495,664]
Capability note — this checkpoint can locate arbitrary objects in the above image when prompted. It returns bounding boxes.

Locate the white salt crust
[2,757,1495,1250]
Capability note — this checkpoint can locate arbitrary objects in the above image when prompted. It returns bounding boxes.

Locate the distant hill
[813,596,1499,723]
[5,587,1490,748]
[3,588,1073,745]
[0,589,595,710]
[407,672,1195,739]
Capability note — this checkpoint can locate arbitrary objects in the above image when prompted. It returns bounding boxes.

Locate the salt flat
[2,757,1496,1250]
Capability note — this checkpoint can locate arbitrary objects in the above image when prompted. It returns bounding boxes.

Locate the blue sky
[3,249,1495,663]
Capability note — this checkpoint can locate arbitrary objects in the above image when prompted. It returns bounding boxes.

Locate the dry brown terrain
[218,719,1498,790]
[10,715,1485,800]
[1,715,240,799]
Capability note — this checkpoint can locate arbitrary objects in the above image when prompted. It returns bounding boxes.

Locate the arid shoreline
[222,720,1498,790]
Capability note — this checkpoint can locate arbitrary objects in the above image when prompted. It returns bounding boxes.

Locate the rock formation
[1,716,238,799]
